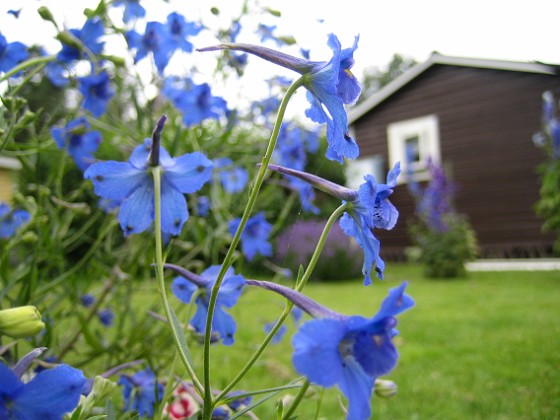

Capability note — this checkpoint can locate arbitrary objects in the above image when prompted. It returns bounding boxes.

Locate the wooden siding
[351,65,560,259]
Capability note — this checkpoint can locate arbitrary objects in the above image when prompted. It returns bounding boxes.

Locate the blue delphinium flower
[84,117,213,236]
[212,406,230,419]
[196,195,210,217]
[98,308,114,327]
[78,70,115,117]
[247,279,414,420]
[126,22,172,74]
[162,77,229,127]
[0,31,28,75]
[226,391,252,412]
[118,367,164,418]
[229,211,273,261]
[0,362,87,419]
[56,18,104,63]
[113,0,146,23]
[80,293,95,307]
[7,9,21,19]
[215,157,248,193]
[198,33,361,163]
[163,12,202,54]
[0,203,30,239]
[264,322,287,344]
[50,116,102,171]
[256,23,285,46]
[167,264,246,345]
[266,162,400,284]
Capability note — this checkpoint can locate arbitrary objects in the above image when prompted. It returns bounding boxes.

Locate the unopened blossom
[198,33,361,163]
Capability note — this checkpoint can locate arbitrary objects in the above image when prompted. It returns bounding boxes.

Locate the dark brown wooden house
[347,53,560,259]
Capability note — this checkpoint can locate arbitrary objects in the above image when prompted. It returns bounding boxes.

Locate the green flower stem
[201,77,305,419]
[151,166,203,395]
[215,202,349,403]
[0,55,55,83]
[294,201,349,292]
[282,379,310,420]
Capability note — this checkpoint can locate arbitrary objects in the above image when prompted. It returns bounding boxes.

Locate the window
[345,155,385,190]
[387,115,440,184]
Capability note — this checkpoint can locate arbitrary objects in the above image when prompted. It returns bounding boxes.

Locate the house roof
[348,52,560,124]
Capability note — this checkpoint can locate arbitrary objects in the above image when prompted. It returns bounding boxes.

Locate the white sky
[1,0,559,114]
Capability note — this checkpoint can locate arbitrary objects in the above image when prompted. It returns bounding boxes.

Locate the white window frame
[345,155,385,190]
[387,114,441,184]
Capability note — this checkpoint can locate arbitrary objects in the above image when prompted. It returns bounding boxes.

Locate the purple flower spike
[249,279,414,420]
[198,33,361,163]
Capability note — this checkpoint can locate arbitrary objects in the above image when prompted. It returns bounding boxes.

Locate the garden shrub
[407,161,478,278]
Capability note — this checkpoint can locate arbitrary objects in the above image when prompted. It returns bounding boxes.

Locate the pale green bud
[374,379,398,398]
[0,306,45,338]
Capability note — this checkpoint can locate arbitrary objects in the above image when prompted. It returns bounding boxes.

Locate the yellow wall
[0,169,15,204]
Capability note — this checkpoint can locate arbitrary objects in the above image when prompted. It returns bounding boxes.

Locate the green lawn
[201,264,560,419]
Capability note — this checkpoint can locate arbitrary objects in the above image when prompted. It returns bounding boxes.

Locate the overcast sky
[1,0,558,112]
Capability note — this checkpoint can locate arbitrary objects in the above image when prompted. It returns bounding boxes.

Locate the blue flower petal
[160,178,188,235]
[340,213,381,284]
[372,281,415,321]
[349,326,398,378]
[172,276,199,303]
[213,306,237,345]
[85,161,147,201]
[164,152,213,194]
[13,365,87,419]
[216,274,245,308]
[292,318,346,387]
[337,357,375,420]
[117,180,154,235]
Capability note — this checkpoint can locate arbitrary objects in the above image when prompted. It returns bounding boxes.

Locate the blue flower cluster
[0,202,30,239]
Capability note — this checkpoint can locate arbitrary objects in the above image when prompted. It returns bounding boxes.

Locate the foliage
[0,2,413,419]
[356,53,417,106]
[409,212,478,278]
[533,91,560,254]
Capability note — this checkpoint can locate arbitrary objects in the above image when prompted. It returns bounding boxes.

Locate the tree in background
[357,53,417,105]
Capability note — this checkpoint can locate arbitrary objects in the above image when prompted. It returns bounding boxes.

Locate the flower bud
[374,379,397,398]
[37,6,55,24]
[0,306,45,338]
[56,31,82,49]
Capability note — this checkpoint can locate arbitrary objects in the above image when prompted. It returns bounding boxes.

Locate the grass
[205,264,560,419]
[81,263,560,419]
